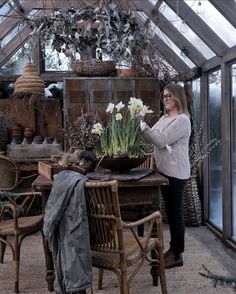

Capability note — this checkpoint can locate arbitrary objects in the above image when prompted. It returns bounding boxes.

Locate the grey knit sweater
[142,113,191,179]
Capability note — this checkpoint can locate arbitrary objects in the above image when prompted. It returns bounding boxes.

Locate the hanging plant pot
[70,60,116,77]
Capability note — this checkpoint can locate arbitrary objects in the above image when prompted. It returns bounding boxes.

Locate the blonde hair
[163,83,190,117]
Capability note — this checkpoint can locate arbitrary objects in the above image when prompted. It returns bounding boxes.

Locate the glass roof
[148,0,158,5]
[1,23,25,47]
[138,11,195,69]
[0,0,236,76]
[0,1,12,23]
[158,2,215,59]
[184,0,236,47]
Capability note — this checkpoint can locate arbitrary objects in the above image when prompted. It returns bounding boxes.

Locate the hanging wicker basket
[70,60,116,77]
[13,63,45,96]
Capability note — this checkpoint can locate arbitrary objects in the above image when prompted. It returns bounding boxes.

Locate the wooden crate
[38,161,84,180]
[7,144,62,162]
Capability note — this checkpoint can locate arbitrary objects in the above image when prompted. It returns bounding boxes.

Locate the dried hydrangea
[66,112,101,150]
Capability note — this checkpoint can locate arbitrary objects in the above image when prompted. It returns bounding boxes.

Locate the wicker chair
[138,153,155,169]
[0,155,43,293]
[0,154,37,191]
[84,180,167,294]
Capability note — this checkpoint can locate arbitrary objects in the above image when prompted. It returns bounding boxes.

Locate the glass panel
[44,40,80,71]
[208,69,222,229]
[158,3,215,59]
[137,12,195,69]
[1,23,25,47]
[44,47,72,71]
[191,78,201,126]
[231,63,236,241]
[184,0,236,47]
[148,0,158,5]
[0,41,32,75]
[0,1,13,23]
[27,9,39,19]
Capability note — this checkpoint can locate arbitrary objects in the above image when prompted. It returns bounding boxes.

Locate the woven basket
[14,63,45,96]
[161,176,202,226]
[71,60,116,76]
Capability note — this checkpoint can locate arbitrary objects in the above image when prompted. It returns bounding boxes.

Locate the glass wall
[231,63,236,241]
[192,78,201,125]
[208,69,222,229]
[0,41,32,75]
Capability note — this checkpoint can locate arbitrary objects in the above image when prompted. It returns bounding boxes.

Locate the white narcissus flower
[138,105,154,117]
[115,101,125,111]
[128,97,143,116]
[106,103,115,113]
[166,144,172,153]
[115,113,122,121]
[92,123,103,135]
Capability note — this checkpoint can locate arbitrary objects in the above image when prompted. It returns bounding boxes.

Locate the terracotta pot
[11,125,22,144]
[115,68,141,77]
[24,128,34,143]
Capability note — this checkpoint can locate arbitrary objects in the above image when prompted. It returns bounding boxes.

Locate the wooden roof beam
[12,0,25,14]
[209,0,236,29]
[0,12,25,40]
[151,35,191,75]
[134,0,205,67]
[164,0,229,57]
[135,15,191,75]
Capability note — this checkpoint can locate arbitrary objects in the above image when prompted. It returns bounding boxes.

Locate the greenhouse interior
[0,0,236,293]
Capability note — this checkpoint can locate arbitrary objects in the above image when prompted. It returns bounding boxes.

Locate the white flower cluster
[128,97,153,117]
[91,122,103,135]
[92,97,153,136]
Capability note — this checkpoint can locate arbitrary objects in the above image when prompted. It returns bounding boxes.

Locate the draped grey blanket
[43,170,92,294]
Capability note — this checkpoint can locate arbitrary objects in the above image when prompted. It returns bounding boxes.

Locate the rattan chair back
[138,153,155,169]
[0,155,19,191]
[0,155,44,293]
[84,180,167,294]
[85,180,122,254]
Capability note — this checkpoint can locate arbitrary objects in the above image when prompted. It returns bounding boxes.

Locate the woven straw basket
[14,63,45,96]
[71,60,116,76]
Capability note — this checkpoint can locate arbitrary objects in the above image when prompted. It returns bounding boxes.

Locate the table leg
[42,234,55,292]
[150,187,161,287]
[137,205,145,236]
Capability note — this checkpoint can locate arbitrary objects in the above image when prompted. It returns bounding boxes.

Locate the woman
[140,83,191,268]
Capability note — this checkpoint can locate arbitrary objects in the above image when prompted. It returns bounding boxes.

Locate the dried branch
[199,265,236,289]
[189,121,220,177]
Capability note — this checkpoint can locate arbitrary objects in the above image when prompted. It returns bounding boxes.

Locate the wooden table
[32,171,169,292]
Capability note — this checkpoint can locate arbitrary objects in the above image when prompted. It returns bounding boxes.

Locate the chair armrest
[122,211,161,229]
[0,202,19,230]
[0,203,17,217]
[0,191,42,217]
[14,192,42,198]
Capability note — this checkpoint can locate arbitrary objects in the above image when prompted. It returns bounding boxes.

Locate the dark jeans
[161,174,187,254]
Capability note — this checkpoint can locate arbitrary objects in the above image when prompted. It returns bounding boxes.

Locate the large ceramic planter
[98,157,147,172]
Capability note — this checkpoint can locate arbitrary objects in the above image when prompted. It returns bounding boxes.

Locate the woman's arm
[142,116,190,149]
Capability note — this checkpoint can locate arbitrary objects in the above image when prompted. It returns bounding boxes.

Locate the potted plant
[91,97,153,171]
[31,0,154,75]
